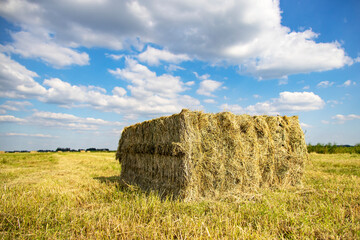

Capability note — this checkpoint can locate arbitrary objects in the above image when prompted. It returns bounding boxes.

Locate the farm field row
[1,152,359,239]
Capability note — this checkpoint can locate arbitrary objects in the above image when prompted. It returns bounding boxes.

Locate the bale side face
[116,110,308,200]
[116,112,188,198]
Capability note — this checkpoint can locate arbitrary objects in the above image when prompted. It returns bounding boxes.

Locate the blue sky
[0,0,359,151]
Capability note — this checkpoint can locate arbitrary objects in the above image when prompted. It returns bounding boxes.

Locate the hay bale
[116,109,308,200]
[0,151,5,154]
[30,151,37,153]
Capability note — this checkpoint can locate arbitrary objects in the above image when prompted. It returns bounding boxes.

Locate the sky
[0,0,359,151]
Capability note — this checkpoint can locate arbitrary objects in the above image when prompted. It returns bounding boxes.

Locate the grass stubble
[0,152,359,239]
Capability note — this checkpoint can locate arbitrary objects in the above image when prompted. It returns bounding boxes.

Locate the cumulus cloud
[110,58,186,98]
[237,30,353,79]
[0,110,124,131]
[138,46,190,66]
[40,78,107,106]
[30,111,123,130]
[221,91,325,115]
[0,53,46,98]
[197,80,223,97]
[0,0,354,78]
[2,31,89,68]
[194,72,223,97]
[107,58,201,115]
[0,101,32,111]
[0,54,201,117]
[0,115,27,123]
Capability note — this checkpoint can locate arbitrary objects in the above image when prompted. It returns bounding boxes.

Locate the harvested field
[116,109,308,199]
[1,152,359,239]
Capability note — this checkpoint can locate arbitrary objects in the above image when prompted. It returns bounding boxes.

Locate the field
[1,152,359,239]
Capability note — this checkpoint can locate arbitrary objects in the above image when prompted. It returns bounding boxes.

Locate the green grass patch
[0,153,58,183]
[311,153,360,177]
[1,152,359,239]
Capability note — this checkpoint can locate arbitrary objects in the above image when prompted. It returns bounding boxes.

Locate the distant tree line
[307,143,360,154]
[55,148,110,152]
[4,148,112,153]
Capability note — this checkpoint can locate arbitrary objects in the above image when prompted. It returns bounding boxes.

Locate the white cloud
[3,31,90,68]
[269,91,325,112]
[0,115,26,123]
[0,101,32,111]
[196,80,223,97]
[0,0,42,26]
[321,120,330,124]
[106,53,124,60]
[221,91,325,115]
[184,81,195,86]
[236,30,353,79]
[332,114,360,124]
[221,103,244,113]
[253,94,261,99]
[327,100,341,107]
[317,81,334,88]
[193,72,210,80]
[107,59,201,116]
[30,111,123,130]
[300,122,312,128]
[40,78,107,106]
[112,87,127,97]
[204,99,216,104]
[138,46,190,66]
[303,85,310,90]
[5,133,55,138]
[166,64,185,72]
[0,53,46,98]
[0,110,124,132]
[194,73,223,97]
[1,56,201,117]
[340,80,356,87]
[109,58,186,99]
[278,78,288,85]
[0,0,353,78]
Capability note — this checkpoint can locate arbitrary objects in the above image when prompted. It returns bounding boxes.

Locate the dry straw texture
[116,109,308,200]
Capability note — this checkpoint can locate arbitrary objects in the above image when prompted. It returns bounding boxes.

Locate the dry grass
[1,152,359,239]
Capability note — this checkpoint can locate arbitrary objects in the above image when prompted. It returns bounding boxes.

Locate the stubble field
[1,152,359,239]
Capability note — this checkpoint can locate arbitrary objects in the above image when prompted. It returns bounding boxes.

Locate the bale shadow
[94,175,135,192]
[93,175,176,201]
[94,175,121,184]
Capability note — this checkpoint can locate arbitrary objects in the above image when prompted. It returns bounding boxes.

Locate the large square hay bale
[116,109,308,200]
